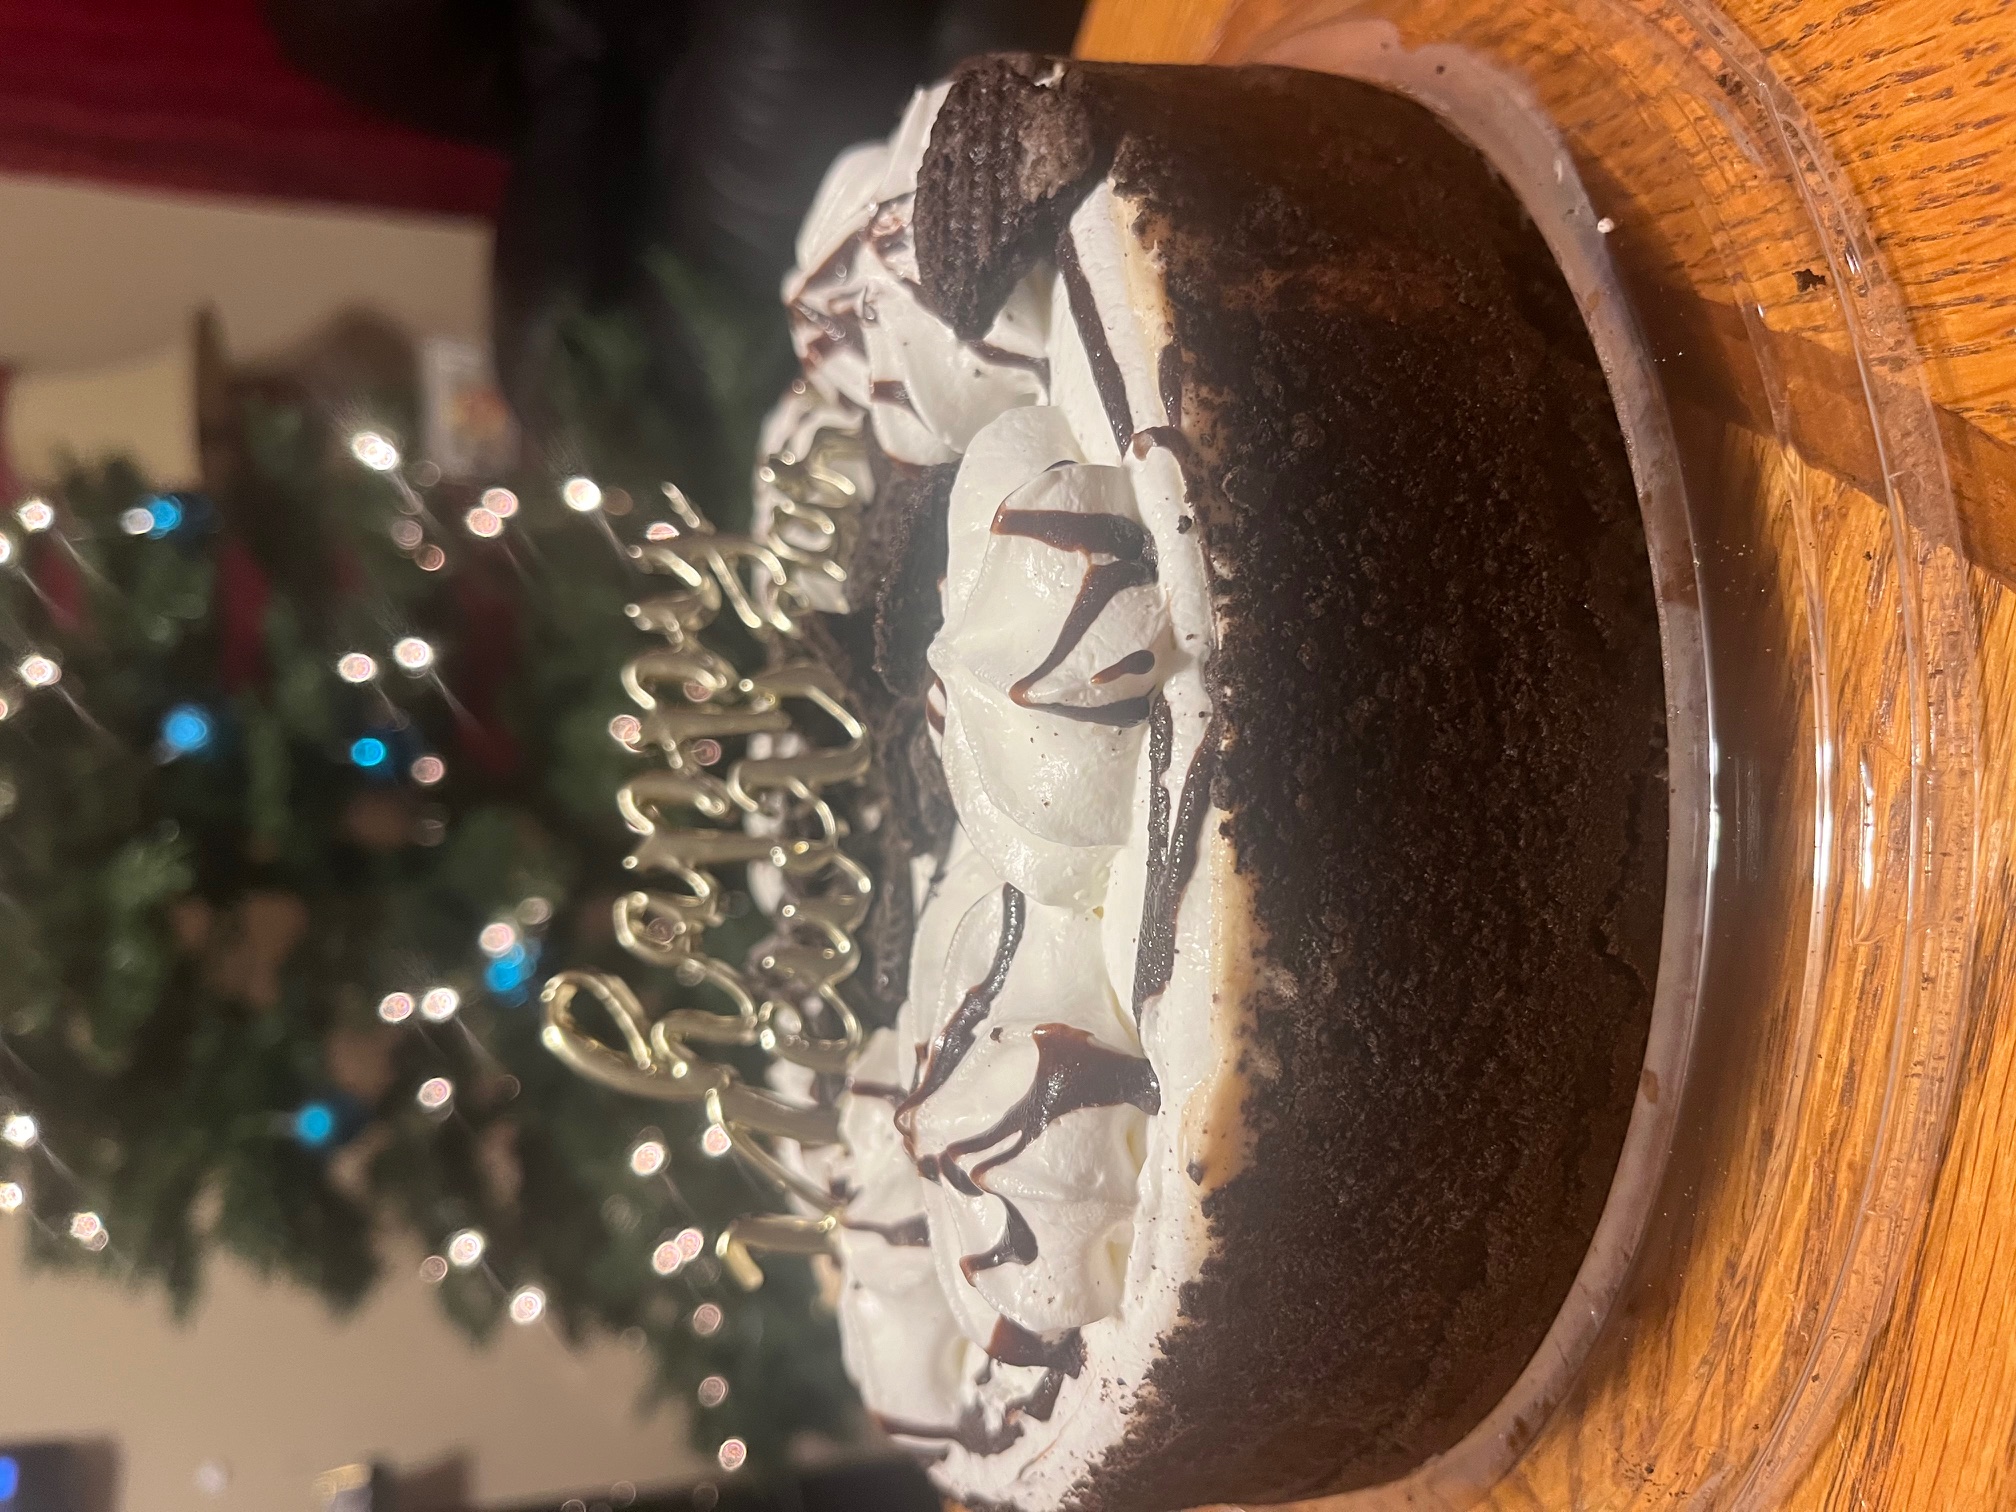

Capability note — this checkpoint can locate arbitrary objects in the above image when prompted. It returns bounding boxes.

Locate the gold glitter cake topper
[539,423,873,1289]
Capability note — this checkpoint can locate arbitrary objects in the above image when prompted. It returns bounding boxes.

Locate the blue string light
[160,703,215,757]
[484,943,536,997]
[350,736,389,770]
[0,1454,20,1501]
[293,1102,337,1149]
[145,495,184,538]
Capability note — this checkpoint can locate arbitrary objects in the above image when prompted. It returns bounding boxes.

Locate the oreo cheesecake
[764,55,1668,1512]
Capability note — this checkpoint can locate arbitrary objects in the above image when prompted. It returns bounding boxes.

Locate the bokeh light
[161,704,215,756]
[292,1102,337,1149]
[392,637,435,673]
[446,1228,487,1268]
[146,496,184,536]
[350,432,401,472]
[629,1138,668,1178]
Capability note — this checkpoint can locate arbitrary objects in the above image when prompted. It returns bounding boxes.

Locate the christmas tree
[0,285,852,1472]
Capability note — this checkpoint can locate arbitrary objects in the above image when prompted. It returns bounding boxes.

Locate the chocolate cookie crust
[896,57,1668,1510]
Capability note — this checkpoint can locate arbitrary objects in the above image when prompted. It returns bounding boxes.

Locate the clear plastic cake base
[1195,4,1979,1509]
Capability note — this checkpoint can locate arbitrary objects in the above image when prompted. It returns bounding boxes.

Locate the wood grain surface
[1045,4,2016,1508]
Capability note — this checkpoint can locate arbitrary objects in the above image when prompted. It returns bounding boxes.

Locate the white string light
[482,487,519,519]
[377,992,415,1024]
[350,432,402,473]
[15,499,54,533]
[561,477,603,513]
[0,531,15,566]
[418,1254,450,1284]
[715,1438,747,1473]
[464,507,504,539]
[651,1239,684,1276]
[446,1228,487,1268]
[420,987,460,1023]
[336,653,378,685]
[390,520,425,551]
[416,546,447,573]
[477,923,518,958]
[17,656,60,690]
[628,1138,667,1178]
[392,637,435,673]
[700,1124,732,1158]
[416,1077,454,1112]
[508,1284,547,1324]
[410,755,447,786]
[697,1376,729,1408]
[69,1211,106,1249]
[2,1112,39,1149]
[0,1182,22,1213]
[691,1302,723,1337]
[119,507,156,537]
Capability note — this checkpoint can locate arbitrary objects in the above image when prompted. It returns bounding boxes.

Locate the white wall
[0,172,490,375]
[0,1236,698,1512]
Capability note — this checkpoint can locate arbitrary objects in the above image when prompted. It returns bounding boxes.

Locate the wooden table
[1062,3,2016,1508]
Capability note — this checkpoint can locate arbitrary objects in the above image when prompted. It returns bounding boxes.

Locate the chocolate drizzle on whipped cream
[991,507,1159,728]
[959,1198,1038,1278]
[899,885,1027,1142]
[972,342,1052,384]
[945,1022,1160,1296]
[876,1323,1084,1457]
[1057,234,1133,452]
[872,378,921,416]
[1134,697,1223,1015]
[948,1024,1160,1194]
[844,1214,933,1248]
[988,1317,1089,1376]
